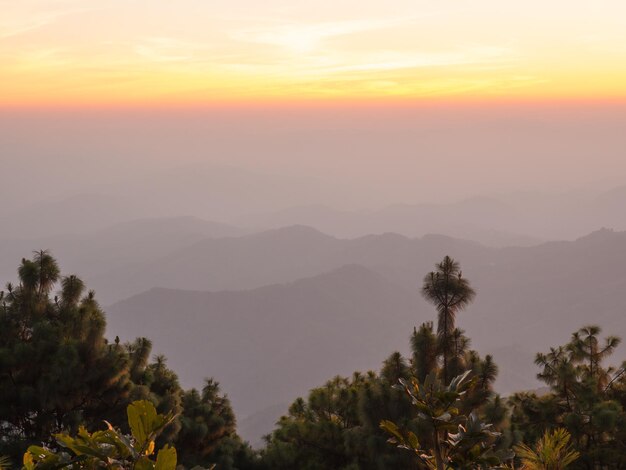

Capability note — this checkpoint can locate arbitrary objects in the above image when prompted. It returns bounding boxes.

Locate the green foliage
[22,400,197,470]
[0,456,11,470]
[263,256,506,469]
[412,322,438,383]
[0,252,256,469]
[127,400,172,453]
[510,325,626,469]
[176,380,258,470]
[421,256,476,384]
[263,363,431,469]
[14,250,626,469]
[380,371,512,469]
[0,252,182,459]
[0,251,134,454]
[513,428,579,470]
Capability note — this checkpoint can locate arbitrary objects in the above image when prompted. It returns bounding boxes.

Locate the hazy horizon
[5,0,626,456]
[3,102,626,219]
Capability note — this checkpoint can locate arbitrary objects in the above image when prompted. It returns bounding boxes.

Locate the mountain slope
[104,228,626,445]
[91,226,489,303]
[106,265,424,426]
[0,216,245,285]
[233,199,544,247]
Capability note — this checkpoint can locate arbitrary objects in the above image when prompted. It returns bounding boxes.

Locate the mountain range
[101,226,626,445]
[5,181,626,446]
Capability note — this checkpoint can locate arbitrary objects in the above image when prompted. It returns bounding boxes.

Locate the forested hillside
[101,227,626,443]
[6,225,623,444]
[6,1,626,467]
[4,251,626,469]
[107,265,423,422]
[0,253,260,469]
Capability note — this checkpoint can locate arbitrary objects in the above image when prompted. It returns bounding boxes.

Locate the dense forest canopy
[2,251,626,469]
[0,252,259,469]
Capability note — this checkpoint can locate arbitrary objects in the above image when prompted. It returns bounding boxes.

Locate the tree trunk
[433,429,445,470]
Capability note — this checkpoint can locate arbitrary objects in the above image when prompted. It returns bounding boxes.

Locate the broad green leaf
[66,444,108,460]
[434,412,452,423]
[104,421,136,458]
[448,370,472,392]
[407,432,420,450]
[154,446,177,470]
[23,452,34,470]
[380,420,404,442]
[25,446,54,460]
[127,400,163,449]
[135,456,155,470]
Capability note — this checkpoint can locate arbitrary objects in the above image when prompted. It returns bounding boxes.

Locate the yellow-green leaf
[23,452,34,470]
[155,446,177,470]
[127,400,163,449]
[135,456,155,470]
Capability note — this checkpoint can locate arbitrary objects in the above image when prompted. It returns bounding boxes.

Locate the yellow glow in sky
[2,0,626,105]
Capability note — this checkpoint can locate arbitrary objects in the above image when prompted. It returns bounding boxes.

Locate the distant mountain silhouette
[11,183,626,248]
[91,226,488,303]
[104,228,626,444]
[233,187,626,242]
[232,200,543,247]
[0,193,142,239]
[106,265,424,441]
[0,216,245,285]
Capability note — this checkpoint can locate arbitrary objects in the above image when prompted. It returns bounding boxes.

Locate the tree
[411,322,438,383]
[380,370,511,469]
[0,252,255,469]
[568,325,620,389]
[262,361,423,470]
[510,325,626,469]
[23,400,197,470]
[263,373,369,469]
[262,257,504,469]
[0,252,133,455]
[514,428,579,470]
[176,379,256,470]
[421,256,476,384]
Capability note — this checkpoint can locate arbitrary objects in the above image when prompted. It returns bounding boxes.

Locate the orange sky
[2,0,626,106]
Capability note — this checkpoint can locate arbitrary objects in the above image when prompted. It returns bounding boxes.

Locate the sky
[2,0,626,105]
[1,0,626,216]
[4,1,626,442]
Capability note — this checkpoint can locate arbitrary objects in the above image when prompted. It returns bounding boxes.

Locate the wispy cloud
[133,38,199,63]
[0,2,104,39]
[318,47,512,75]
[1,0,624,103]
[216,42,514,81]
[231,18,407,53]
[0,13,61,39]
[222,14,514,81]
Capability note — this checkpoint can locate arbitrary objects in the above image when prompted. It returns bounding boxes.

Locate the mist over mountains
[92,225,626,443]
[4,170,626,446]
[0,216,245,288]
[5,210,623,444]
[106,265,421,420]
[5,165,626,244]
[5,7,626,465]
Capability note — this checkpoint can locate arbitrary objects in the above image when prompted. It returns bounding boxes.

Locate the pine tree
[0,252,254,469]
[510,325,626,469]
[175,379,256,470]
[421,256,476,384]
[0,252,132,454]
